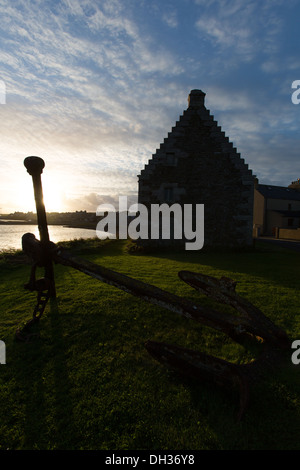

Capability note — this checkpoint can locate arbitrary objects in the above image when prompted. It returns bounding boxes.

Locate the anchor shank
[24,156,56,298]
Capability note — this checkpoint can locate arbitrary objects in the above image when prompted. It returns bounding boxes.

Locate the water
[0,224,99,252]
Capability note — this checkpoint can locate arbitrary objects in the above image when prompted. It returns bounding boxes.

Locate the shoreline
[0,220,96,230]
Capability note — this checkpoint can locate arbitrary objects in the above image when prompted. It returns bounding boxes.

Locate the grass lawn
[0,237,299,450]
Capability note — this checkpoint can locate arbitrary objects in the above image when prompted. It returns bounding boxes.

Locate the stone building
[253,179,300,238]
[137,89,255,249]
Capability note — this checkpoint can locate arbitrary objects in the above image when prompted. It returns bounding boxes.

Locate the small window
[288,218,294,226]
[288,203,292,211]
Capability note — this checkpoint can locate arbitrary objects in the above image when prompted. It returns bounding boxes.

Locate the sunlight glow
[15,172,65,213]
[42,174,64,213]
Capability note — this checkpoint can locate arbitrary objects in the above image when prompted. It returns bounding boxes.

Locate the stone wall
[279,228,300,240]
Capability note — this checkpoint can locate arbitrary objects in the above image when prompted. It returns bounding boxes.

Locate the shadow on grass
[7,337,49,449]
[128,240,299,290]
[10,298,80,450]
[47,298,82,449]
[163,350,300,450]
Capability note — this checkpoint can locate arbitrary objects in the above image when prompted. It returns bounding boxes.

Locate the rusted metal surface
[144,340,250,422]
[19,156,290,420]
[23,156,56,299]
[16,158,56,340]
[178,271,289,349]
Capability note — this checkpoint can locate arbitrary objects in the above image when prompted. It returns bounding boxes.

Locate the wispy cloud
[162,9,178,29]
[195,0,283,61]
[0,0,187,211]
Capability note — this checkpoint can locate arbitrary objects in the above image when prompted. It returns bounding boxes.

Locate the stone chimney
[188,89,206,108]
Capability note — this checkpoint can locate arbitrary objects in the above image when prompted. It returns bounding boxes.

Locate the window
[288,218,294,227]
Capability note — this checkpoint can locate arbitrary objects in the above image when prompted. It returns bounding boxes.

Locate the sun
[16,171,64,214]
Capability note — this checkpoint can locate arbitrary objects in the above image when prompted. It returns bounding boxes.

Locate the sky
[0,0,300,214]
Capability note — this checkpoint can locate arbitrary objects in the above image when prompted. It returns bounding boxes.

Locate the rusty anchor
[18,156,290,420]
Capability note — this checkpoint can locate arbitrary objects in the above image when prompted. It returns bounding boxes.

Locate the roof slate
[256,184,300,201]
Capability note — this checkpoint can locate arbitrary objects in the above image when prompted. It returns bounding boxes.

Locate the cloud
[195,0,283,61]
[162,10,178,28]
[63,191,138,212]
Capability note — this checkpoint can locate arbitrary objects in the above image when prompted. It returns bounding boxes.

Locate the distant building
[137,89,255,249]
[253,179,300,238]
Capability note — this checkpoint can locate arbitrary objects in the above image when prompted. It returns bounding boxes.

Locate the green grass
[0,238,300,450]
